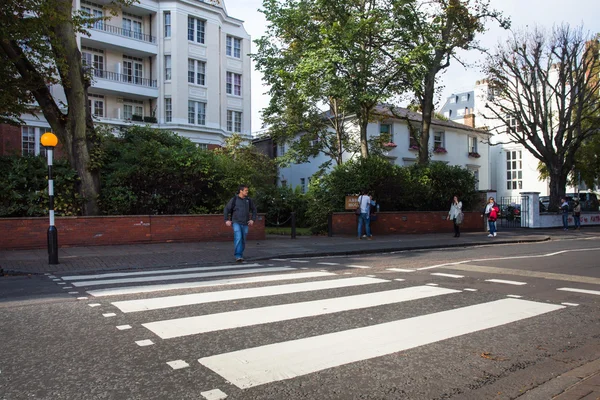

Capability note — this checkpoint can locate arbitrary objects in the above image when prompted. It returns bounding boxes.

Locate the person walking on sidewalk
[357,189,375,240]
[573,198,582,230]
[483,197,499,237]
[447,195,463,237]
[561,197,570,230]
[224,184,257,262]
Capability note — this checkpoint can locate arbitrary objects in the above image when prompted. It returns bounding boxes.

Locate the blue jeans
[232,223,249,258]
[562,213,569,229]
[358,213,371,238]
[574,215,581,229]
[488,220,497,235]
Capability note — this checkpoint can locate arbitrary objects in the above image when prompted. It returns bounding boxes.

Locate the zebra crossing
[48,260,577,395]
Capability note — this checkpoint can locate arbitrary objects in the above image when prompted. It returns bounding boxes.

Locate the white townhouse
[274,106,490,193]
[11,0,251,155]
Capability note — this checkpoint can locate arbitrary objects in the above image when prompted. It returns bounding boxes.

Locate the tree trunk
[359,117,369,158]
[548,168,568,212]
[419,72,437,165]
[53,0,100,215]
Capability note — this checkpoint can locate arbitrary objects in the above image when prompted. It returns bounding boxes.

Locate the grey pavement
[1,226,600,400]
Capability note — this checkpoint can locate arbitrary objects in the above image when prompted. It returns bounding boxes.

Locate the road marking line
[431,273,464,279]
[345,265,371,269]
[289,260,309,263]
[63,287,73,289]
[506,295,522,298]
[68,291,79,294]
[425,283,439,286]
[394,279,405,282]
[198,299,564,389]
[318,262,340,266]
[52,279,61,282]
[116,325,132,330]
[200,389,228,400]
[103,313,116,317]
[60,263,262,281]
[167,360,190,370]
[557,288,600,296]
[387,268,415,272]
[143,286,460,339]
[463,288,478,292]
[561,302,579,306]
[112,277,387,313]
[485,279,527,286]
[77,297,88,300]
[270,259,287,261]
[87,271,336,297]
[135,339,154,347]
[72,267,295,287]
[88,303,101,307]
[57,282,66,285]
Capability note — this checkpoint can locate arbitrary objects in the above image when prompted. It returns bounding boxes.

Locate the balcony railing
[88,22,156,44]
[90,69,157,88]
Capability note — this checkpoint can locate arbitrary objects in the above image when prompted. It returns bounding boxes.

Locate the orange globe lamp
[40,132,58,147]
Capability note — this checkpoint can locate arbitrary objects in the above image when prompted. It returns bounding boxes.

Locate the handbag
[456,212,464,225]
[355,195,362,215]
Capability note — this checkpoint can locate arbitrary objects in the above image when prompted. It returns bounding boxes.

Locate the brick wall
[0,124,21,156]
[332,211,485,235]
[0,215,265,250]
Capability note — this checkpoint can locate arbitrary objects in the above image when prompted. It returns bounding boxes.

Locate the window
[278,143,285,157]
[188,101,206,125]
[164,98,172,122]
[197,143,208,151]
[164,12,171,38]
[280,179,287,187]
[81,46,104,75]
[434,131,444,149]
[468,136,477,153]
[300,178,306,194]
[456,108,466,117]
[81,3,103,29]
[460,94,469,102]
[380,123,393,143]
[227,110,242,132]
[226,36,241,58]
[21,126,36,156]
[88,94,104,117]
[123,99,143,120]
[188,59,206,85]
[470,169,480,189]
[164,55,171,80]
[409,129,420,148]
[123,55,143,84]
[122,15,142,40]
[188,17,205,44]
[506,150,523,190]
[449,96,456,104]
[226,72,242,96]
[506,115,522,133]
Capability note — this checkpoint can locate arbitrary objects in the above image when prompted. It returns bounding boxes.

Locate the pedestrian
[573,198,581,230]
[483,197,499,237]
[224,184,257,262]
[447,195,463,237]
[357,189,375,240]
[560,197,570,231]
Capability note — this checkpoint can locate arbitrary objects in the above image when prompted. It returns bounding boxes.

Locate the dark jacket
[224,196,257,225]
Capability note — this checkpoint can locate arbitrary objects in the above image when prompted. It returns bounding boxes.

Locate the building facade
[269,106,490,193]
[2,0,251,156]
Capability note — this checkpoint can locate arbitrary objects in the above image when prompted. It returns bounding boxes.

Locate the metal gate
[498,196,529,228]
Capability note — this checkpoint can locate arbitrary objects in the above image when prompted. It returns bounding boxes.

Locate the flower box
[383,142,397,148]
[468,151,481,158]
[433,147,447,154]
[408,145,419,151]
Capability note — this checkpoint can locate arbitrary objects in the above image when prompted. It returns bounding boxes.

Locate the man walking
[224,185,257,262]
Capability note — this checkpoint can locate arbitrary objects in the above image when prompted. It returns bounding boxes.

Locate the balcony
[90,69,158,98]
[82,23,158,56]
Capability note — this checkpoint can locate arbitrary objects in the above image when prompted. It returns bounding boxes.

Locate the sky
[224,0,600,133]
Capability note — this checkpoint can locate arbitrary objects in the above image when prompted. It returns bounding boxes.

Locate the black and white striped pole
[41,132,59,265]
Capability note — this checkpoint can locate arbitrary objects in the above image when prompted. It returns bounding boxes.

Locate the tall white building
[13,0,251,155]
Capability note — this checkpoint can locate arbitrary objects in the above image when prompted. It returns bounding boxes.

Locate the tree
[483,25,600,209]
[0,0,133,215]
[254,0,419,159]
[407,0,508,165]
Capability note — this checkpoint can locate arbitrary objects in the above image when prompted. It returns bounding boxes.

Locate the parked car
[566,192,599,212]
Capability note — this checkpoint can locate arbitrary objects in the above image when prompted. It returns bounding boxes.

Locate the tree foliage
[483,25,600,210]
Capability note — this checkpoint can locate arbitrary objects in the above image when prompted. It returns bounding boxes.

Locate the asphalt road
[1,237,599,400]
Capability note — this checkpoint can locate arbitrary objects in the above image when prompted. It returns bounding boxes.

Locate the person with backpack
[224,184,257,262]
[357,189,375,240]
[483,197,499,237]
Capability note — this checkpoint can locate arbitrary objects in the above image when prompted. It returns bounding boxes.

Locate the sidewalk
[1,227,599,275]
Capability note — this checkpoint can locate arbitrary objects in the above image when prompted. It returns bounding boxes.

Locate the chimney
[464,110,475,128]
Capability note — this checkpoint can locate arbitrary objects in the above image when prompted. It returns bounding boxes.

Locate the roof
[438,91,475,121]
[374,104,490,135]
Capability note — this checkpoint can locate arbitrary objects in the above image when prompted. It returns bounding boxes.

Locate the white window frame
[300,178,306,194]
[226,72,242,96]
[164,98,172,122]
[164,55,171,81]
[188,17,205,44]
[164,12,171,38]
[380,123,393,143]
[226,36,242,58]
[123,98,143,120]
[188,59,206,85]
[81,3,103,30]
[188,101,206,125]
[227,110,242,132]
[434,131,444,149]
[88,94,104,118]
[506,150,523,190]
[468,136,477,153]
[21,126,36,156]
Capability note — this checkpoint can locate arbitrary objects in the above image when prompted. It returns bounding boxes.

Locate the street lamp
[40,132,59,265]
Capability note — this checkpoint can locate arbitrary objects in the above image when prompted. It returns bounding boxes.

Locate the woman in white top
[447,195,463,237]
[357,189,374,240]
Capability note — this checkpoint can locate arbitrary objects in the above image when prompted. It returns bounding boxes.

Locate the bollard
[291,212,296,239]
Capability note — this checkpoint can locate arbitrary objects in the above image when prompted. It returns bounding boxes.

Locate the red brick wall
[0,124,21,156]
[0,214,266,250]
[332,211,485,235]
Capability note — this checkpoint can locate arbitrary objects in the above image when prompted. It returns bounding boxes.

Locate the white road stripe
[86,271,336,297]
[60,263,262,281]
[167,360,190,370]
[557,287,600,296]
[144,286,460,339]
[72,267,294,287]
[199,299,564,389]
[289,260,309,263]
[561,302,579,306]
[387,268,415,272]
[200,389,228,400]
[116,325,132,330]
[485,279,527,286]
[506,295,522,298]
[112,277,388,313]
[317,262,340,266]
[135,339,154,347]
[345,265,371,269]
[431,273,464,279]
[463,288,478,292]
